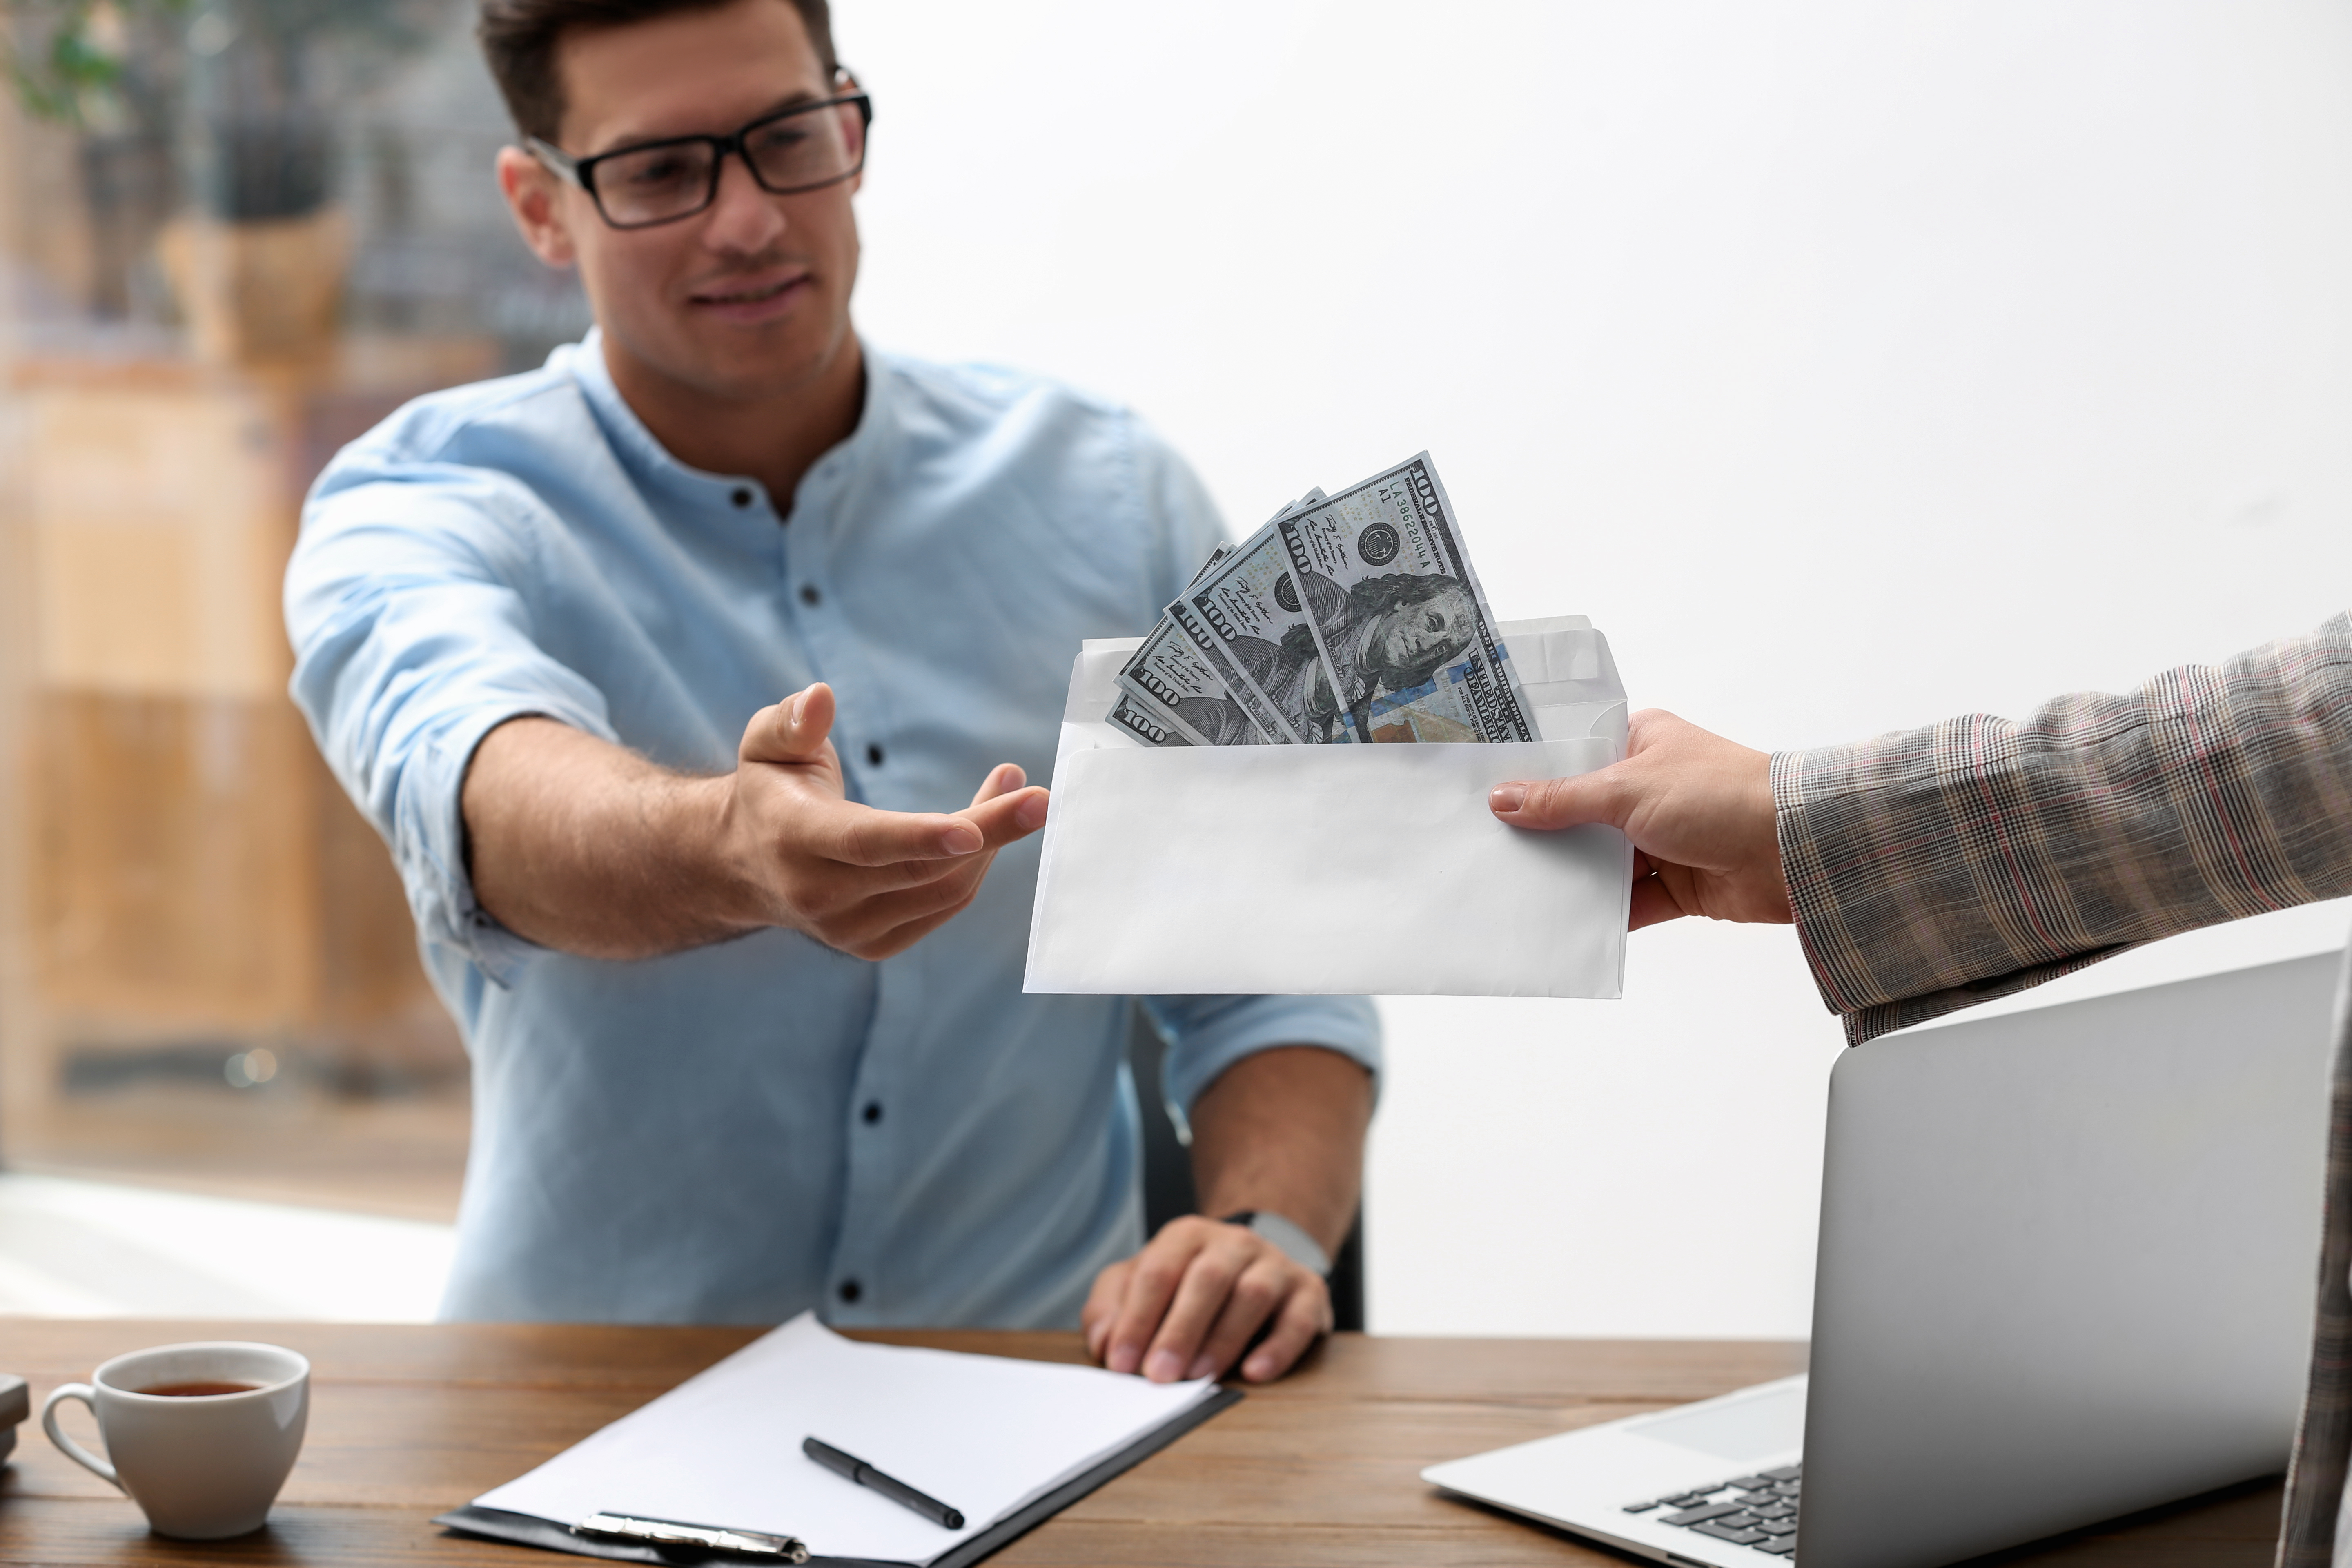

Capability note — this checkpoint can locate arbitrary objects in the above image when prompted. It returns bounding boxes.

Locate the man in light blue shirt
[284,0,1378,1385]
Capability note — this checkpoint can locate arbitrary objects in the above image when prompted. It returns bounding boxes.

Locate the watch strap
[1218,1209,1332,1276]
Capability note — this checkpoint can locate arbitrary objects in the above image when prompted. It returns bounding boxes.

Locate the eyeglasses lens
[596,143,719,227]
[745,106,861,193]
[593,103,863,227]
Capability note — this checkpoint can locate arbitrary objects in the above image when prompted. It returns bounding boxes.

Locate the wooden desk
[0,1321,2279,1566]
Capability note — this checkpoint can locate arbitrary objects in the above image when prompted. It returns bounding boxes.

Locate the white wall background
[837,0,2352,1339]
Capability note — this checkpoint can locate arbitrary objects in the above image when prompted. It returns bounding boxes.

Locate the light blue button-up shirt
[285,333,1380,1326]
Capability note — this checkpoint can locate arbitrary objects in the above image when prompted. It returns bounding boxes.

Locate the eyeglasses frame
[527,82,874,231]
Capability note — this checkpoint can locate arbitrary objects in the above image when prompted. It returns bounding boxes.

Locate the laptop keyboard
[1622,1464,1801,1556]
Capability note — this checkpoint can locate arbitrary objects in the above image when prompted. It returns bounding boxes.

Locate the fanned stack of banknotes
[1110,451,1539,747]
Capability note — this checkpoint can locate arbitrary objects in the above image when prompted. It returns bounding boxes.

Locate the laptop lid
[1797,949,2338,1568]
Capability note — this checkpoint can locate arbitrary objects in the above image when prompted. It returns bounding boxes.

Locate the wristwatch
[1219,1210,1331,1277]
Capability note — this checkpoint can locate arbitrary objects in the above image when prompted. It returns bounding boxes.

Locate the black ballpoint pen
[803,1437,966,1530]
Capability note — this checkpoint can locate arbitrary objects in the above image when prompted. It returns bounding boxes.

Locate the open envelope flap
[1026,619,1633,999]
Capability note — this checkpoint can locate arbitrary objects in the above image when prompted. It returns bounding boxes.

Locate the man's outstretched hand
[721,683,1050,960]
[1488,708,1792,930]
[462,683,1048,962]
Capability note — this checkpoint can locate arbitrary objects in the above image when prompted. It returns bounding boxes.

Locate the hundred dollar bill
[1109,688,1203,747]
[1118,495,1327,747]
[1180,516,1355,744]
[1185,544,1230,589]
[1276,452,1535,744]
[1182,487,1316,592]
[1116,617,1276,746]
[1163,593,1297,743]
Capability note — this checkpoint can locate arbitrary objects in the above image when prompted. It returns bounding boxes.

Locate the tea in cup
[42,1341,309,1539]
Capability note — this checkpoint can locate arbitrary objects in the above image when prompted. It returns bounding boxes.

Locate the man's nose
[701,151,788,252]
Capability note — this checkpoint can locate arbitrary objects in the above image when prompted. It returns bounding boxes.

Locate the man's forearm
[1187,1045,1374,1257]
[463,716,755,960]
[1777,611,2352,1043]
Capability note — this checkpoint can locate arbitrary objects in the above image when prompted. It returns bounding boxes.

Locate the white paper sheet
[472,1314,1218,1566]
[1023,617,1632,998]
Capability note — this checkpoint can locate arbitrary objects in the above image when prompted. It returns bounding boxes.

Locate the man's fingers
[970,763,1025,808]
[741,683,837,764]
[799,779,1045,875]
[834,864,994,958]
[1490,765,1634,833]
[1105,1221,1212,1376]
[1239,1276,1332,1383]
[809,799,988,867]
[1181,1256,1294,1381]
[1138,1237,1251,1383]
[1628,873,1691,931]
[956,783,1051,842]
[1081,1260,1133,1364]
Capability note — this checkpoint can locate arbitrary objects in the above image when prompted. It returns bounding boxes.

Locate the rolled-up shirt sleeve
[285,461,619,984]
[1144,993,1383,1122]
[1774,612,2352,1045]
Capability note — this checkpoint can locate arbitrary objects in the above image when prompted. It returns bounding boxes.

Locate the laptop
[1423,949,2340,1568]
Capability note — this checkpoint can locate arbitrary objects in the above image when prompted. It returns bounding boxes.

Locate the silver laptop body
[1423,950,2339,1568]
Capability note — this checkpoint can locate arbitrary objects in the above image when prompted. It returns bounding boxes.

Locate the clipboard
[433,1383,1242,1566]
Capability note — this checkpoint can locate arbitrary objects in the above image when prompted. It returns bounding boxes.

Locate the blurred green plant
[3,0,186,126]
[4,0,436,127]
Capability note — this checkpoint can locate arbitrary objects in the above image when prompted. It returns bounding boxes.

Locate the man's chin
[630,317,855,406]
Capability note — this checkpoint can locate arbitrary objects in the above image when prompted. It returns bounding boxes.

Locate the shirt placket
[790,456,913,1324]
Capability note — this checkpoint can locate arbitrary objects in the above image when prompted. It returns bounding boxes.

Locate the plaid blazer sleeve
[1773,614,2352,1568]
[1772,612,2352,1047]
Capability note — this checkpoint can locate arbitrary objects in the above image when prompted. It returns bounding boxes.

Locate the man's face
[511,0,861,404]
[1369,582,1476,681]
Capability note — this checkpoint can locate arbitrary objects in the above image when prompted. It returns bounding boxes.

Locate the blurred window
[0,0,589,1225]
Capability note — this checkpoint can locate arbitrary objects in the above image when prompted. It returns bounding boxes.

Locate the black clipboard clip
[572,1512,809,1562]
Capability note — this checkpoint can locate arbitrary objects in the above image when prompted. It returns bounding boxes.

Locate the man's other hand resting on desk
[1084,1046,1371,1383]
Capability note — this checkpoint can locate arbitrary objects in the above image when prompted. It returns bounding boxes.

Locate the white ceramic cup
[42,1341,310,1539]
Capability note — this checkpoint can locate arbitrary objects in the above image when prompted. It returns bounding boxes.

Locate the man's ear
[497,145,579,269]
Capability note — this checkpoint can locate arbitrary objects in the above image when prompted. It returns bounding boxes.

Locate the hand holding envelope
[1488,709,1791,931]
[1026,617,1633,997]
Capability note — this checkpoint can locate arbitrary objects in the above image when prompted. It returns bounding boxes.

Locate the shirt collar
[559,325,896,516]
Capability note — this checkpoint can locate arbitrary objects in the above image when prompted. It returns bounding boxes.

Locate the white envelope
[1023,617,1632,998]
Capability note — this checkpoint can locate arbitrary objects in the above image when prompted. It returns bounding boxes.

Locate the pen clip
[573,1512,810,1562]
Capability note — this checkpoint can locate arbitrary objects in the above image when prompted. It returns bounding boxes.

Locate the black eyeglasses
[530,84,873,231]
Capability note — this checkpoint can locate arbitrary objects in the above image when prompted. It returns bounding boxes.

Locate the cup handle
[41,1384,120,1489]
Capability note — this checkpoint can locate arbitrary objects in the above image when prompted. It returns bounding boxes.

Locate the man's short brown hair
[479,0,838,144]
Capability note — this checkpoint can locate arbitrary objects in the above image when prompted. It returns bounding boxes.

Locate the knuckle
[835,823,880,865]
[1234,1274,1280,1312]
[1194,1259,1245,1298]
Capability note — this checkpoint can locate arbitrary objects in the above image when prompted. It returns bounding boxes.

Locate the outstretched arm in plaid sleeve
[1487,612,2352,1568]
[1490,612,2352,1045]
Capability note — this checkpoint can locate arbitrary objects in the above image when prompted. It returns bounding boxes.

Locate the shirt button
[800,584,822,607]
[838,1279,862,1303]
[866,743,884,768]
[730,486,753,508]
[862,1101,882,1124]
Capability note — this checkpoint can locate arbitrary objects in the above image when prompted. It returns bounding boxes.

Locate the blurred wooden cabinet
[9,344,494,1116]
